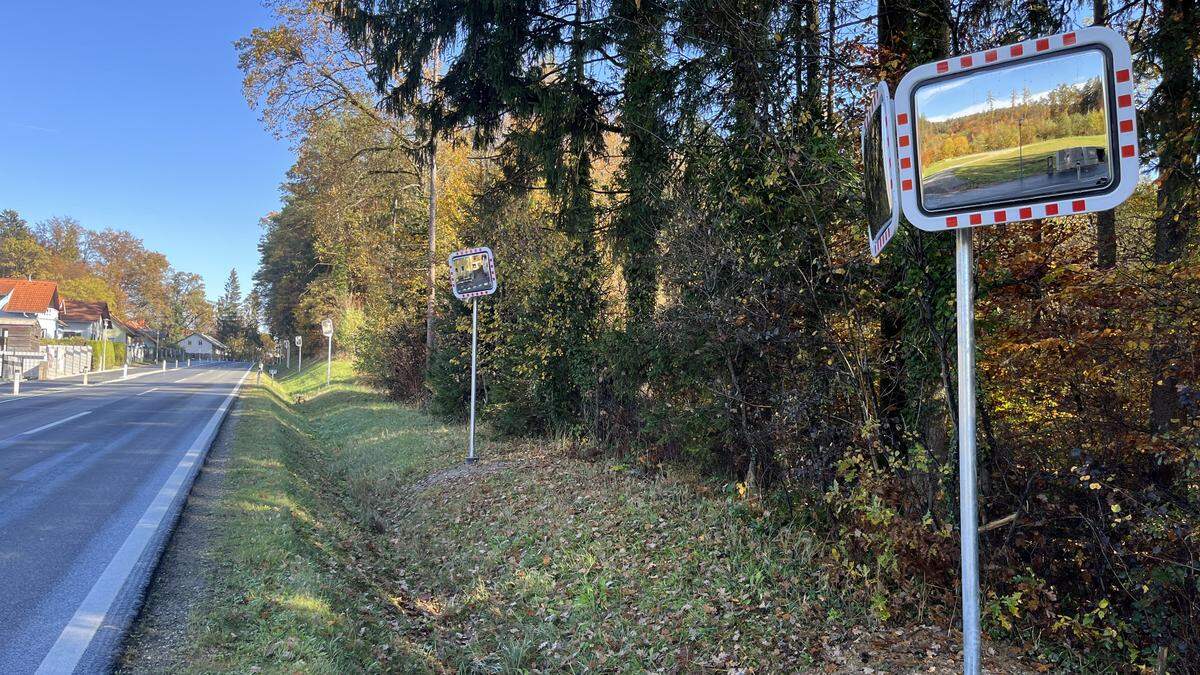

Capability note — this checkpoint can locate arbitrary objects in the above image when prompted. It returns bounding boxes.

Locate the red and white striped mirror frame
[893,26,1140,232]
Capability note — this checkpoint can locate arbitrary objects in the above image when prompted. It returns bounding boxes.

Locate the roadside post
[123,363,128,379]
[258,361,264,385]
[161,359,166,372]
[862,27,1139,674]
[321,317,334,386]
[448,247,498,464]
[82,364,89,386]
[295,335,303,371]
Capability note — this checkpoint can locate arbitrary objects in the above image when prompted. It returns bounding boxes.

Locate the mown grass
[161,360,1039,672]
[924,133,1108,179]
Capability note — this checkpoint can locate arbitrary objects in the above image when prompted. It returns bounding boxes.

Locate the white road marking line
[20,411,93,437]
[36,366,251,674]
[0,388,69,404]
[136,387,160,396]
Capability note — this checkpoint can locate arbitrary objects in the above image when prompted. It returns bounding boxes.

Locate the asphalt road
[923,162,1110,211]
[0,362,250,673]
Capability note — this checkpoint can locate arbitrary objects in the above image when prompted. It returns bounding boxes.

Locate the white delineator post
[122,363,128,379]
[955,228,981,674]
[467,298,479,464]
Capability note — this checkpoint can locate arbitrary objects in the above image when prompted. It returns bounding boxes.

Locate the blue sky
[0,2,292,301]
[916,49,1105,122]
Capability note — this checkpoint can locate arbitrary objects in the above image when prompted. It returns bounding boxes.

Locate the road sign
[893,27,1139,231]
[321,318,334,386]
[294,335,302,347]
[862,81,901,257]
[447,246,498,464]
[448,247,498,300]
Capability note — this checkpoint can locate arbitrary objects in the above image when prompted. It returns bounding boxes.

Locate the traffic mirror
[893,27,1139,231]
[448,247,498,301]
[862,81,902,256]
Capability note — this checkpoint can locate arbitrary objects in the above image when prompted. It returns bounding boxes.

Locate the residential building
[0,278,64,341]
[178,332,229,359]
[60,299,112,340]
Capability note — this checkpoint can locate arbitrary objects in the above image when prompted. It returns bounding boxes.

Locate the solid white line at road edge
[35,366,251,675]
[20,411,92,437]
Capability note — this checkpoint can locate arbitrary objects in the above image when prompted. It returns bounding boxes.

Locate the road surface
[0,363,249,673]
[923,162,1110,211]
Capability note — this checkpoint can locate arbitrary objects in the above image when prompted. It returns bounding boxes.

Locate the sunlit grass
[157,359,915,671]
[924,133,1108,176]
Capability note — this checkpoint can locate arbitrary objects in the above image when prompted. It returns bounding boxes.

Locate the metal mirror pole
[326,334,332,386]
[467,298,478,464]
[955,227,981,674]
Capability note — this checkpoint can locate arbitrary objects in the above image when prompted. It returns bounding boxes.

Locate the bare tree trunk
[425,46,440,370]
[1094,0,1117,269]
[825,0,836,121]
[1149,0,1197,434]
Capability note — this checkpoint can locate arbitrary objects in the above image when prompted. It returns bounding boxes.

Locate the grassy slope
[924,134,1108,178]
[164,361,1040,673]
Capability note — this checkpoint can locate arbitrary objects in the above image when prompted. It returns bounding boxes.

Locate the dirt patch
[408,459,512,494]
[820,624,1040,674]
[115,400,244,673]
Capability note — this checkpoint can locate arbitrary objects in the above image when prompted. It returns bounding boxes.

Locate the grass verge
[142,360,1041,672]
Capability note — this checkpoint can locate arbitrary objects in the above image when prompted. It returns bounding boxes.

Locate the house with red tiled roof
[60,299,111,340]
[0,278,65,342]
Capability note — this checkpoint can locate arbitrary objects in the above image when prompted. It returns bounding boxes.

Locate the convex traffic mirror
[862,81,902,256]
[893,27,1139,231]
[448,247,498,300]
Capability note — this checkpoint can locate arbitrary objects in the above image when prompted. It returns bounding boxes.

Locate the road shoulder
[116,396,243,673]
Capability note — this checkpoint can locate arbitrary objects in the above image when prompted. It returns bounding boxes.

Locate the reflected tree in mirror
[914,49,1113,212]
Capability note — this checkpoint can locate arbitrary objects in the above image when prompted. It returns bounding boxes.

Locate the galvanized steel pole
[467,298,478,463]
[955,227,981,674]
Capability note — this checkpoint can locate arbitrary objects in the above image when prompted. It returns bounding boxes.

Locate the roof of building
[60,299,111,323]
[0,278,64,314]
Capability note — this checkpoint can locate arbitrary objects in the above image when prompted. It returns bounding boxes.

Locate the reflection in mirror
[914,48,1112,212]
[864,104,892,238]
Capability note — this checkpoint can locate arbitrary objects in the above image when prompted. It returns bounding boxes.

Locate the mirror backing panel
[862,81,902,257]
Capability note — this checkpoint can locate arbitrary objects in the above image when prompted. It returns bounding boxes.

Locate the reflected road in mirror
[914,48,1112,212]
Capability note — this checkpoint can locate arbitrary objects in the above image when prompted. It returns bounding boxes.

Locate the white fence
[40,345,93,379]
